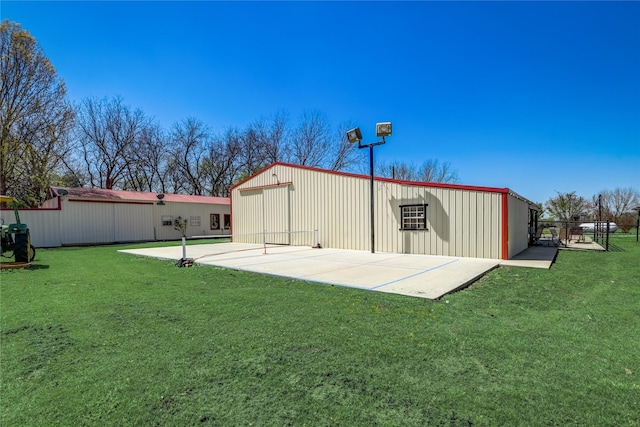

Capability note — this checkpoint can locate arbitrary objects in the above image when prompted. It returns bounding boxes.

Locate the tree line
[71,98,367,197]
[544,188,639,231]
[1,20,460,207]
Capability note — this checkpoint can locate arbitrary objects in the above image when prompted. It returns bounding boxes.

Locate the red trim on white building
[230,162,510,195]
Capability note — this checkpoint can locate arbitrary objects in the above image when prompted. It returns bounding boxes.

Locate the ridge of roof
[230,162,509,194]
[50,186,230,205]
[230,162,537,206]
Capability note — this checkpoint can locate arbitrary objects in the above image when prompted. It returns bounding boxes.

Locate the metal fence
[534,220,617,251]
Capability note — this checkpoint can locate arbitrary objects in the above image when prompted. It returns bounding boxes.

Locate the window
[161,215,173,226]
[210,213,220,230]
[400,204,428,230]
[190,216,201,227]
[224,214,231,230]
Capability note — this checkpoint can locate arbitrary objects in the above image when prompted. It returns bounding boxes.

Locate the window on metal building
[400,204,428,230]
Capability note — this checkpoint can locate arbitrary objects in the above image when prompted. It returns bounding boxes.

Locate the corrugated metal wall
[58,201,157,245]
[0,209,61,248]
[233,189,266,244]
[152,202,230,241]
[507,194,530,258]
[231,164,505,259]
[373,181,502,258]
[61,201,119,245]
[2,199,230,248]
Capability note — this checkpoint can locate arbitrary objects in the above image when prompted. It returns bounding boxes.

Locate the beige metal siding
[232,164,504,259]
[376,184,501,259]
[152,202,231,240]
[508,194,529,258]
[114,204,154,242]
[61,201,154,244]
[263,186,290,244]
[2,197,229,248]
[233,189,265,244]
[0,209,61,248]
[61,201,115,245]
[233,166,368,248]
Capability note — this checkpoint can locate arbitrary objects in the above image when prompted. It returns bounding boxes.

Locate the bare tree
[0,20,75,206]
[248,111,289,165]
[599,187,640,222]
[240,126,269,177]
[377,160,417,181]
[546,191,587,221]
[123,123,168,192]
[75,96,147,189]
[377,159,459,183]
[327,121,366,172]
[289,110,331,167]
[199,128,243,197]
[167,117,209,195]
[417,159,459,183]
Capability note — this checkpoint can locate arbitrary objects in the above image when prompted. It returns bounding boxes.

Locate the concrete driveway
[120,243,501,299]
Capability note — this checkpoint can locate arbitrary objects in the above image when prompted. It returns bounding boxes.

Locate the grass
[1,236,639,426]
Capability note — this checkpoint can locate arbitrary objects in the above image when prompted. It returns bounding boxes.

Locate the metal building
[1,187,230,247]
[230,162,537,260]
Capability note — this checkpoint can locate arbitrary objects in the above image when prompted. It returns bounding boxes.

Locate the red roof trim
[68,199,154,206]
[51,186,230,205]
[230,162,510,195]
[230,163,280,191]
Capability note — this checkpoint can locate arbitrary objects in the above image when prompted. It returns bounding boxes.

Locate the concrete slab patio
[120,243,502,299]
[499,246,558,269]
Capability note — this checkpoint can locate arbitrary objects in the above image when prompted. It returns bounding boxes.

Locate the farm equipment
[1,195,36,263]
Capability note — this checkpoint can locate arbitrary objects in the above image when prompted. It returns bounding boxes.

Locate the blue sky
[3,1,639,204]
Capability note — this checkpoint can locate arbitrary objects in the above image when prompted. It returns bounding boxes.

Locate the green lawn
[1,236,639,426]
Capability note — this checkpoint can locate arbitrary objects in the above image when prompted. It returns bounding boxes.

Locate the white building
[1,187,230,247]
[230,162,537,260]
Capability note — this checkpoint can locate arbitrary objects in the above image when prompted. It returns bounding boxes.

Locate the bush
[618,213,636,233]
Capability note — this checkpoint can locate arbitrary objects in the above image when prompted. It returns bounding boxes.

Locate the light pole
[346,122,392,254]
[635,206,640,243]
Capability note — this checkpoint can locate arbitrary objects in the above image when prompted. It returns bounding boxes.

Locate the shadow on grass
[26,264,50,270]
[606,243,625,252]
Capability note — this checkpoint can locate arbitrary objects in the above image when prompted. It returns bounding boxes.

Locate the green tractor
[1,195,36,263]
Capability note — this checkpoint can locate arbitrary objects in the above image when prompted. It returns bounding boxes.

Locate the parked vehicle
[0,195,36,262]
[578,222,618,233]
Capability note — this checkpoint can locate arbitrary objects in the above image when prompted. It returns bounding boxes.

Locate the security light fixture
[345,121,393,253]
[376,122,392,137]
[156,193,165,200]
[346,127,363,143]
[57,189,68,196]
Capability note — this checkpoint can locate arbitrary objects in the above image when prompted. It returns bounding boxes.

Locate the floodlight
[376,122,392,137]
[156,193,165,200]
[346,121,392,254]
[346,127,363,143]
